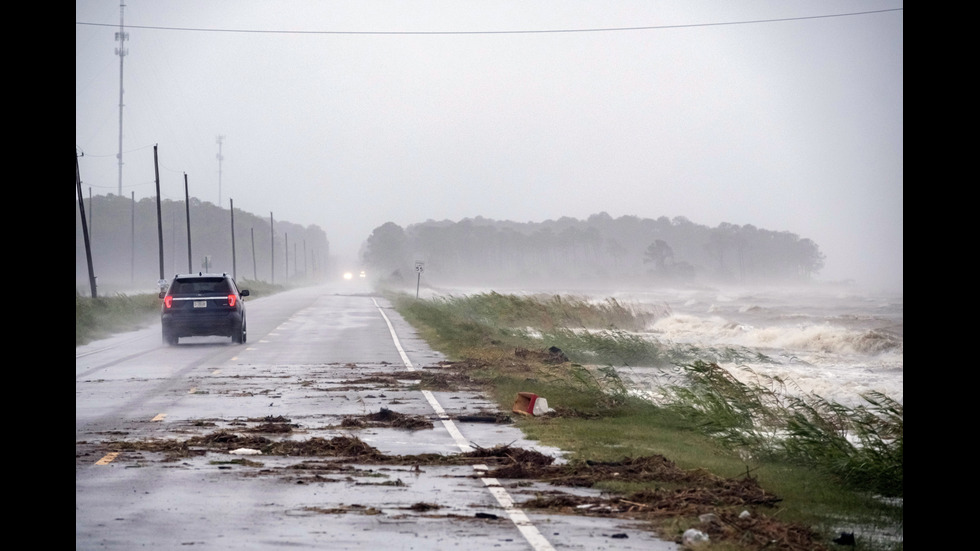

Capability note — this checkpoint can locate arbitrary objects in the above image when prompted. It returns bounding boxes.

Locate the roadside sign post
[415,261,424,299]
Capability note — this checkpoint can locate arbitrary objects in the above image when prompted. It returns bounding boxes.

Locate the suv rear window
[170,277,233,295]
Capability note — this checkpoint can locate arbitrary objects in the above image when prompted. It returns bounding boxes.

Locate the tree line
[361,212,825,288]
[75,193,330,294]
[77,196,825,293]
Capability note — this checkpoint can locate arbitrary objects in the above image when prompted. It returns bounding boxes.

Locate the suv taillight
[227,294,237,307]
[164,296,174,308]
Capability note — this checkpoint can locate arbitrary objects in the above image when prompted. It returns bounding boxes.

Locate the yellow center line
[95,452,120,465]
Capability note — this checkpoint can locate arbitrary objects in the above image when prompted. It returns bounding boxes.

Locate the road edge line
[373,298,557,551]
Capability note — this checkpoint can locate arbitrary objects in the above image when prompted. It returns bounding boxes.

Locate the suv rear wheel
[232,316,247,344]
[163,329,179,346]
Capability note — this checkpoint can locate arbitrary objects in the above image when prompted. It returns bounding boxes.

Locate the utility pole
[184,173,192,273]
[250,228,257,280]
[130,191,135,284]
[154,145,165,289]
[88,187,93,239]
[115,1,129,197]
[270,212,275,284]
[77,152,98,298]
[230,198,237,280]
[216,135,225,207]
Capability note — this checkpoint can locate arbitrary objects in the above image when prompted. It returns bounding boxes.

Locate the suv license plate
[193,301,207,308]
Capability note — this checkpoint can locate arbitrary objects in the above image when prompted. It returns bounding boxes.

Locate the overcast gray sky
[76,1,903,292]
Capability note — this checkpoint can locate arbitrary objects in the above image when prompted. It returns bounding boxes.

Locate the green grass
[387,290,903,551]
[75,292,161,346]
[75,278,282,346]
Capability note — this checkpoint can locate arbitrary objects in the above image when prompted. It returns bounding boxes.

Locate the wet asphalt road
[76,282,679,551]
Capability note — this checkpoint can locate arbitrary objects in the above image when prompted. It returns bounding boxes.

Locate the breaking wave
[650,315,902,356]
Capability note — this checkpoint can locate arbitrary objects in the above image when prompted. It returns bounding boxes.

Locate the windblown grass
[440,291,654,331]
[662,361,903,499]
[782,391,903,498]
[75,292,161,346]
[394,291,665,366]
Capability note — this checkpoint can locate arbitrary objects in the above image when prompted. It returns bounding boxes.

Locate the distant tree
[604,238,628,271]
[362,222,411,279]
[643,239,674,272]
[797,238,826,280]
[705,223,744,281]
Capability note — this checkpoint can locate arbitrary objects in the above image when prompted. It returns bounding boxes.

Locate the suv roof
[166,273,241,296]
[172,272,234,278]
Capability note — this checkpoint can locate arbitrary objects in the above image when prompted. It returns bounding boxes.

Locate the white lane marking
[373,298,556,551]
[422,389,473,451]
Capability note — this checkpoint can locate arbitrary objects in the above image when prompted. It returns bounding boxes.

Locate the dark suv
[160,273,249,345]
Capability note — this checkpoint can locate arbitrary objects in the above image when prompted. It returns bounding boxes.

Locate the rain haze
[75,1,903,292]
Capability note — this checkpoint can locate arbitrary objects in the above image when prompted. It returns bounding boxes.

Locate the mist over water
[620,286,902,406]
[420,283,903,408]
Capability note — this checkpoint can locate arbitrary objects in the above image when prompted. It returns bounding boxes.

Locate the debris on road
[229,448,262,455]
[341,407,433,430]
[512,392,555,416]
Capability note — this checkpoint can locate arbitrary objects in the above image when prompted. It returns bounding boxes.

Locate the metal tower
[115,2,129,197]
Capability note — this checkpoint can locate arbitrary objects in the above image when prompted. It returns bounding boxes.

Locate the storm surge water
[421,283,903,408]
[610,285,903,408]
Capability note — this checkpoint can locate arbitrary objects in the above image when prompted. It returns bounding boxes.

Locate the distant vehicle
[160,273,249,345]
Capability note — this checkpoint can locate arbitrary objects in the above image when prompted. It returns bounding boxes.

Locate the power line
[75,8,902,36]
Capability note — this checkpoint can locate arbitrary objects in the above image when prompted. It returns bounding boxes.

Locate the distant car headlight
[343,272,353,280]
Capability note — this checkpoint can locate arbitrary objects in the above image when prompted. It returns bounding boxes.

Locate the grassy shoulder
[75,279,282,347]
[75,292,160,346]
[387,290,902,551]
